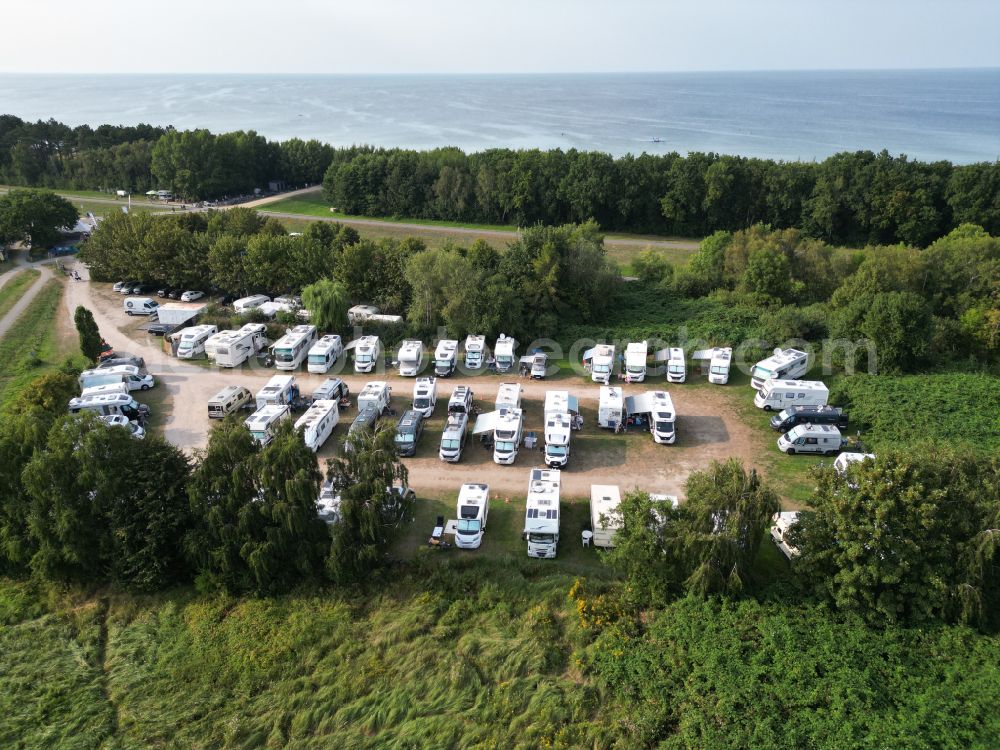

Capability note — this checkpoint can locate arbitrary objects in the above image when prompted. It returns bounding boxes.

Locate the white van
[348,336,381,374]
[244,404,290,446]
[397,340,425,377]
[754,380,829,411]
[464,335,486,370]
[233,294,270,314]
[295,399,339,452]
[207,385,254,419]
[124,297,159,316]
[174,324,218,359]
[777,424,846,455]
[307,335,343,374]
[79,365,154,392]
[433,340,459,377]
[751,348,809,390]
[624,342,648,383]
[68,392,148,422]
[455,483,490,549]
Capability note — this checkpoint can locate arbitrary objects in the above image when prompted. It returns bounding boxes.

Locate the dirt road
[64,261,760,498]
[0,254,58,338]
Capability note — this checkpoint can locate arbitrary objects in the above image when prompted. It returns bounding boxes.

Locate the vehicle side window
[786,393,795,399]
[795,438,804,445]
[806,437,817,445]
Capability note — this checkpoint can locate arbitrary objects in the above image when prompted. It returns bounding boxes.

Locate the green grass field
[0,268,41,321]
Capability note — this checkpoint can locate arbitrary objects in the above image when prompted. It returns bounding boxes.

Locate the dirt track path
[0,254,57,339]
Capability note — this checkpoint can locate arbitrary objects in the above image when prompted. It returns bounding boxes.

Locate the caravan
[295,400,338,452]
[666,348,686,383]
[213,324,268,368]
[543,390,576,469]
[624,342,648,382]
[588,344,616,385]
[494,334,517,373]
[495,382,522,411]
[492,408,523,465]
[433,340,459,377]
[233,294,270,314]
[244,404,290,446]
[754,380,829,411]
[455,483,490,549]
[307,335,343,373]
[524,469,561,559]
[272,325,318,370]
[397,340,425,377]
[751,348,810,389]
[255,374,297,410]
[412,377,437,418]
[464,335,486,370]
[173,324,218,359]
[357,381,392,415]
[598,386,624,429]
[349,336,381,374]
[590,485,622,548]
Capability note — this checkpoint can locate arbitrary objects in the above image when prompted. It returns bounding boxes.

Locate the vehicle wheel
[141,384,150,391]
[763,405,772,411]
[786,448,795,455]
[825,449,838,456]
[126,311,133,316]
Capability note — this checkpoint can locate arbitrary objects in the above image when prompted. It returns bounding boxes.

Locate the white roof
[295,399,337,430]
[398,339,423,357]
[413,377,436,396]
[245,404,288,427]
[239,323,267,334]
[590,485,622,529]
[757,348,808,367]
[545,411,572,443]
[527,468,561,502]
[763,379,828,391]
[465,334,485,350]
[600,385,623,407]
[345,335,379,352]
[494,334,516,353]
[359,381,389,397]
[273,325,316,348]
[458,482,489,505]
[310,334,342,353]
[496,382,521,407]
[434,340,458,358]
[592,344,615,360]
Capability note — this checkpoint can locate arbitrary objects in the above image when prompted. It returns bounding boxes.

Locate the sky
[3,0,999,74]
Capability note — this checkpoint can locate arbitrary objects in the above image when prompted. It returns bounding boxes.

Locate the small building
[155,301,208,328]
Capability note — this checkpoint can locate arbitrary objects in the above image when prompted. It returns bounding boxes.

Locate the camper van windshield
[395,433,414,444]
[274,348,294,362]
[752,365,772,380]
[668,364,684,373]
[251,431,267,441]
[547,445,567,456]
[627,364,644,373]
[308,354,327,364]
[457,519,481,535]
[496,440,516,452]
[593,362,610,373]
[441,438,460,450]
[711,365,727,374]
[655,420,674,432]
[434,359,451,367]
[356,353,372,364]
[496,355,512,365]
[414,397,429,409]
[528,532,555,543]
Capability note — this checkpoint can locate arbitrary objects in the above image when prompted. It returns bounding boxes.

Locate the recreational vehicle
[272,325,318,371]
[455,483,490,549]
[598,386,624,429]
[494,334,517,373]
[751,348,809,390]
[232,295,270,314]
[255,374,297,410]
[79,365,154,392]
[524,468,561,559]
[754,380,829,411]
[770,511,801,559]
[464,335,486,370]
[448,385,474,415]
[834,452,876,476]
[295,399,339,452]
[492,408,523,465]
[357,381,392,415]
[590,485,622,548]
[649,391,677,444]
[708,347,732,384]
[666,347,686,383]
[212,324,268,368]
[317,481,341,524]
[99,414,145,440]
[519,352,548,379]
[777,424,846,455]
[439,410,469,462]
[433,340,459,377]
[307,334,343,373]
[81,383,128,399]
[123,296,158,316]
[770,405,847,432]
[244,404,290,446]
[412,377,437,418]
[349,336,381,374]
[347,408,379,445]
[495,382,522,411]
[397,340,426,376]
[312,378,349,404]
[68,392,148,422]
[624,342,648,382]
[207,385,253,418]
[393,410,424,456]
[588,344,616,384]
[173,324,218,359]
[543,390,576,469]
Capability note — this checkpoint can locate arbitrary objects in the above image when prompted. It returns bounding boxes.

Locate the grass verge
[0,268,41,320]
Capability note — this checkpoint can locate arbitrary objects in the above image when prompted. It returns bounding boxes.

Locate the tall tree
[301,278,348,333]
[0,188,78,248]
[73,305,103,363]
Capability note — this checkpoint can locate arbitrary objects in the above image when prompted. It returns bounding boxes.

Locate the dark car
[146,323,174,337]
[770,405,848,432]
[157,287,171,298]
[219,293,237,305]
[98,354,147,370]
[168,289,183,299]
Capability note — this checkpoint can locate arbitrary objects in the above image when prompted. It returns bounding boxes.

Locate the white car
[180,290,205,302]
[100,414,146,439]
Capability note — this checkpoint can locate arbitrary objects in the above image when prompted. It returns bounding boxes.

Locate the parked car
[181,290,205,302]
[113,280,129,292]
[98,354,146,370]
[146,323,173,336]
[100,414,146,439]
[168,289,183,299]
[157,287,171,298]
[119,280,140,294]
[133,283,156,294]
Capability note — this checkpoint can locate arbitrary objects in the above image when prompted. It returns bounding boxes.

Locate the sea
[1,70,998,164]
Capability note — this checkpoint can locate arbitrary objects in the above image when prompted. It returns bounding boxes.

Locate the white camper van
[666,347,686,383]
[648,391,677,444]
[357,381,392,415]
[543,390,576,469]
[79,365,154,392]
[207,385,254,419]
[777,424,846,455]
[174,324,218,359]
[272,325,318,371]
[524,468,561,559]
[751,348,810,390]
[412,377,437,418]
[464,335,486,370]
[255,374,297,410]
[455,483,490,550]
[590,485,623,548]
[307,335,344,374]
[68,393,148,422]
[123,297,159,316]
[233,294,270,314]
[439,412,468,463]
[492,408,523,465]
[494,334,517,373]
[349,336,381,374]
[295,399,339,452]
[624,342,648,382]
[770,511,801,559]
[588,344,616,385]
[212,324,268,368]
[312,378,349,404]
[244,404,290,446]
[754,380,829,411]
[81,382,129,399]
[709,347,732,384]
[397,340,425,377]
[433,340,459,377]
[495,382,522,411]
[834,452,876,476]
[598,386,624,429]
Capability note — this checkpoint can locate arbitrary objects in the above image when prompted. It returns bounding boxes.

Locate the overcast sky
[4,0,999,74]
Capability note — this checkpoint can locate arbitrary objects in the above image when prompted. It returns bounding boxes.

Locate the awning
[519,355,535,365]
[342,339,360,352]
[625,391,657,415]
[691,349,712,360]
[582,347,595,362]
[472,410,500,434]
[567,395,579,413]
[653,348,672,362]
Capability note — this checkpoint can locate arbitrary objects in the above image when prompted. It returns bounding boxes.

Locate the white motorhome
[79,365,154,392]
[439,410,469,462]
[624,342,648,383]
[213,323,268,368]
[173,324,218,359]
[348,335,381,374]
[590,485,622,548]
[492,408,523,465]
[834,452,876,476]
[751,348,810,390]
[272,324,318,371]
[397,340,425,377]
[626,390,677,444]
[433,340,459,377]
[598,386,624,429]
[454,483,490,549]
[777,424,846,455]
[588,344,616,385]
[543,390,576,469]
[256,301,295,319]
[207,385,253,419]
[81,382,129,399]
[464,335,486,370]
[357,381,392,415]
[495,382,522,411]
[708,347,732,384]
[754,380,829,411]
[666,347,686,383]
[312,378,349,404]
[524,468,561,559]
[68,393,148,422]
[770,511,801,559]
[307,334,343,374]
[233,294,270,314]
[255,374,297,410]
[448,385,474,415]
[244,404,290,446]
[317,481,341,525]
[412,377,437,418]
[347,304,380,324]
[494,334,517,373]
[295,399,339,452]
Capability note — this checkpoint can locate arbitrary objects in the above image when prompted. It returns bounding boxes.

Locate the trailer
[271,325,318,371]
[590,485,622,548]
[433,339,459,377]
[213,324,268,368]
[295,399,339,452]
[307,334,343,374]
[524,469,561,558]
